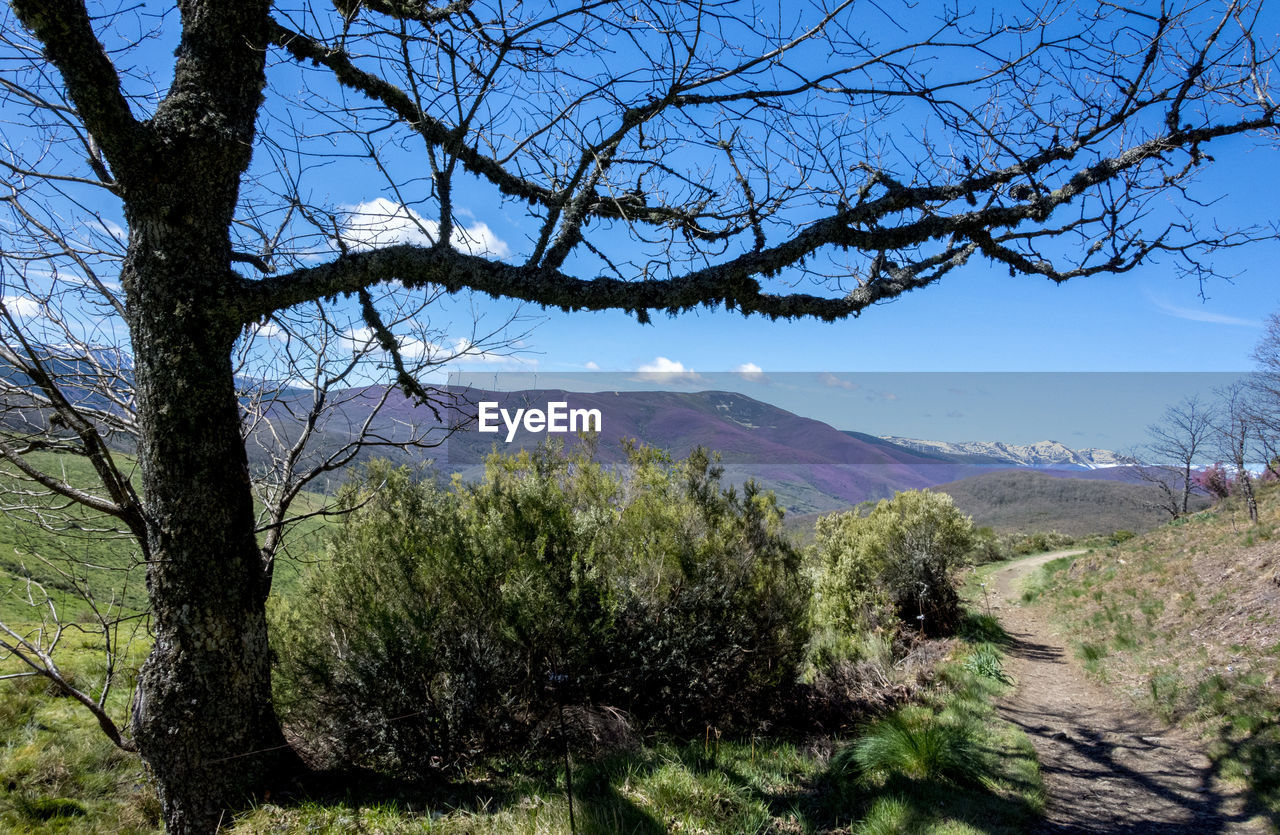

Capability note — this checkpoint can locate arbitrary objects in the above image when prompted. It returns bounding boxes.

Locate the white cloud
[638,356,687,374]
[341,326,377,353]
[1,295,42,318]
[1149,295,1260,328]
[339,198,511,259]
[733,362,765,382]
[634,356,704,384]
[584,361,600,370]
[248,320,282,340]
[341,326,436,360]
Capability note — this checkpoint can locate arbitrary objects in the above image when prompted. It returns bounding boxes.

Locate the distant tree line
[1138,316,1280,524]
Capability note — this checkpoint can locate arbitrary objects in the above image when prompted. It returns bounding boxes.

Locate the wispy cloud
[819,372,858,391]
[1150,295,1261,328]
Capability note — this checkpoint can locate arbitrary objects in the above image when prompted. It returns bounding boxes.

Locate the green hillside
[0,451,147,625]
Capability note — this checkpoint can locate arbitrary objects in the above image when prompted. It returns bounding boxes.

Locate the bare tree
[1215,380,1258,523]
[1247,311,1280,475]
[1137,395,1217,518]
[0,197,519,759]
[2,0,1279,830]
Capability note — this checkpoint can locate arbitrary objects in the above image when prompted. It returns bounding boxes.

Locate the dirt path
[989,550,1271,834]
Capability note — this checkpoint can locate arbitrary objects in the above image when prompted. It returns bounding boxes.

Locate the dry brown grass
[1032,486,1280,819]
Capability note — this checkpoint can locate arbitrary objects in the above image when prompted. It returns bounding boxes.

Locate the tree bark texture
[125,217,295,833]
[87,1,291,830]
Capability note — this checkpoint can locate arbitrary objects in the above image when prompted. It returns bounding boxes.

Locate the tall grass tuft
[962,643,1013,685]
[855,794,920,834]
[842,706,984,785]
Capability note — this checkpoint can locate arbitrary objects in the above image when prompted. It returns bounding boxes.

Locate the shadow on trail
[1002,626,1069,664]
[994,593,1270,832]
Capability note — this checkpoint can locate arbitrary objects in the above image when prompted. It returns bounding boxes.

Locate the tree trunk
[124,216,296,833]
[1239,470,1259,525]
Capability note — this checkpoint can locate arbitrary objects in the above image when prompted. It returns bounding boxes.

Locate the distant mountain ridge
[876,436,1125,470]
[238,384,1144,513]
[440,388,980,512]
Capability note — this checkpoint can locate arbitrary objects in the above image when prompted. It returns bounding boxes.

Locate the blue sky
[8,1,1280,449]
[439,115,1280,380]
[438,129,1280,449]
[451,371,1247,451]
[459,141,1280,378]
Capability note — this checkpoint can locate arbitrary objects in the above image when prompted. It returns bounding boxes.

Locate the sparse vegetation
[1027,482,1280,821]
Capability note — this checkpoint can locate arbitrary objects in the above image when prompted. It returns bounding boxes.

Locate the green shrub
[962,644,1013,685]
[842,706,983,784]
[1009,530,1075,555]
[273,442,809,772]
[1077,642,1108,662]
[812,490,974,636]
[966,526,1008,565]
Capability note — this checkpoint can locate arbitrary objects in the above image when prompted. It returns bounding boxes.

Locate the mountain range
[403,387,1137,515]
[5,360,1148,524]
[876,436,1126,470]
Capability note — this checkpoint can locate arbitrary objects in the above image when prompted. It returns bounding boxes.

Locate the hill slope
[362,387,987,512]
[928,469,1205,536]
[1027,490,1280,822]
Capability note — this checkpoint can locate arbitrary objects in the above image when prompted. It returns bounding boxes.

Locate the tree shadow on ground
[274,746,669,833]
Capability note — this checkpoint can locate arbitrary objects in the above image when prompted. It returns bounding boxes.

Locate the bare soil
[990,550,1271,834]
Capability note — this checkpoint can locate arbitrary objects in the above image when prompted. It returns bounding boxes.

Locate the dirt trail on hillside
[990,550,1271,834]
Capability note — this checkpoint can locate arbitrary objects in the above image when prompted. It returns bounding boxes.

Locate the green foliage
[854,795,918,835]
[1007,530,1075,556]
[812,490,975,637]
[1077,642,1108,663]
[963,643,1013,685]
[1110,529,1136,545]
[958,612,1008,645]
[273,442,810,772]
[966,526,1007,565]
[843,706,984,784]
